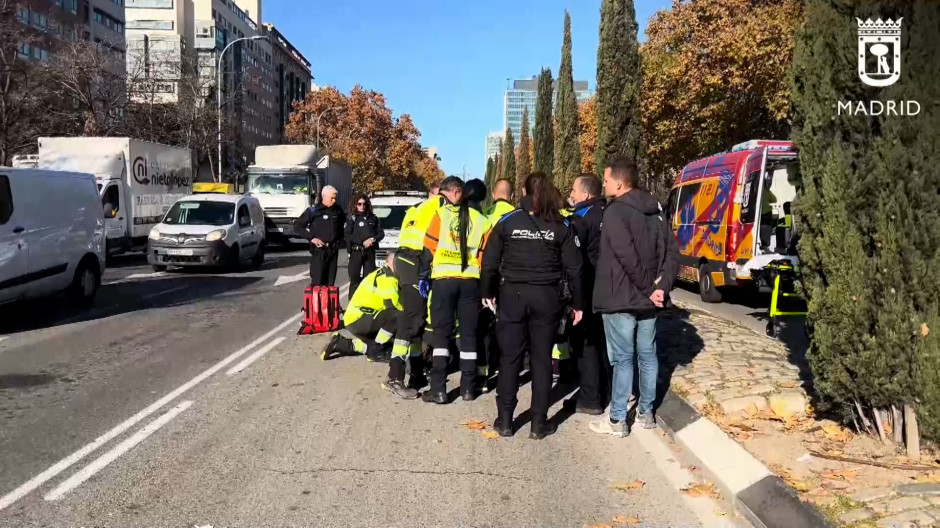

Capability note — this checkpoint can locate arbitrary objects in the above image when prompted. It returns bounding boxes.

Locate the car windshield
[163,201,234,226]
[247,174,309,195]
[374,205,410,231]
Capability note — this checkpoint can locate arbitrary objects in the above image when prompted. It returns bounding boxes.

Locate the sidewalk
[658,303,940,528]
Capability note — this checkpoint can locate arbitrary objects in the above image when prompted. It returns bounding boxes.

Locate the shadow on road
[656,307,706,408]
[0,275,263,336]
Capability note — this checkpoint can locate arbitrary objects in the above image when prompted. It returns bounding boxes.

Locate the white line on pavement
[141,285,188,301]
[43,400,194,502]
[0,309,305,512]
[226,337,286,376]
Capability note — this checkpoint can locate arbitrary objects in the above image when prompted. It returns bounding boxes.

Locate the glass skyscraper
[504,77,592,141]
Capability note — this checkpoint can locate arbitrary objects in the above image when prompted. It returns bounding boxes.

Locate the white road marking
[273,271,310,287]
[141,285,188,301]
[126,272,167,280]
[226,337,286,376]
[0,311,304,512]
[44,401,194,501]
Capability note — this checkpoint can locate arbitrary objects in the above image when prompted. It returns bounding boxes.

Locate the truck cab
[369,190,427,268]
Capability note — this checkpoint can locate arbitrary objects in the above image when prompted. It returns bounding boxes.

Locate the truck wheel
[251,242,266,270]
[698,263,723,303]
[68,257,101,306]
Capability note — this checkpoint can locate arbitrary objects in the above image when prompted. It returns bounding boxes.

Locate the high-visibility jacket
[560,208,573,218]
[399,196,445,251]
[344,266,402,326]
[423,204,491,280]
[485,199,515,224]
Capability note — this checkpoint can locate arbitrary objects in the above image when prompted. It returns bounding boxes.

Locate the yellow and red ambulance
[664,140,799,302]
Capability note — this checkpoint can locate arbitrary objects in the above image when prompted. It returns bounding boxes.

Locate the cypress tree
[501,126,516,185]
[595,0,644,178]
[494,148,503,187]
[483,156,496,208]
[516,106,532,191]
[534,67,555,175]
[792,0,940,448]
[553,10,582,194]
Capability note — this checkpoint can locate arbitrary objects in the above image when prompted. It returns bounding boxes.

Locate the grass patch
[816,495,868,527]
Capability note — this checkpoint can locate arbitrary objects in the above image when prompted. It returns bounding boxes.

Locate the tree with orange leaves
[577,97,597,176]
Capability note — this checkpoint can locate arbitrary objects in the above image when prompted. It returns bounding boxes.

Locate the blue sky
[263,0,671,179]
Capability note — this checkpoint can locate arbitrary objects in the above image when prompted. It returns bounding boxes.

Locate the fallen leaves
[820,423,852,443]
[481,430,500,440]
[770,399,794,421]
[681,482,720,499]
[611,515,641,525]
[819,469,859,481]
[913,473,940,483]
[922,322,930,337]
[770,463,813,493]
[724,418,757,441]
[460,420,487,430]
[610,480,646,491]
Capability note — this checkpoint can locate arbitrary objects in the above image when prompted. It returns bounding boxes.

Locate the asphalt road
[0,248,748,527]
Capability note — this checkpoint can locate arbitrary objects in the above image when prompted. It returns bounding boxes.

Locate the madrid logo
[856,17,902,87]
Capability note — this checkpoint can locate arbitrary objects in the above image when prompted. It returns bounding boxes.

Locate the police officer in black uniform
[481,172,584,440]
[345,193,384,299]
[565,173,608,415]
[293,185,346,286]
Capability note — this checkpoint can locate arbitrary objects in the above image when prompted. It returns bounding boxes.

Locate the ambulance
[664,140,799,302]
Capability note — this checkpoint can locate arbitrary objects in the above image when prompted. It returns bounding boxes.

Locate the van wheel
[229,244,241,271]
[152,264,167,272]
[68,257,101,306]
[698,263,722,303]
[251,242,266,270]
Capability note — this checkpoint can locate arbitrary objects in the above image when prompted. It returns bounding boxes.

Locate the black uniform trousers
[310,245,339,286]
[347,246,377,300]
[429,278,480,395]
[476,306,500,376]
[391,249,426,383]
[570,311,608,409]
[496,283,563,421]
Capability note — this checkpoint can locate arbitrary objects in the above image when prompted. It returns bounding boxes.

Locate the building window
[16,6,29,24]
[126,20,174,30]
[31,12,48,31]
[127,0,173,6]
[110,0,124,6]
[93,9,124,34]
[18,44,30,60]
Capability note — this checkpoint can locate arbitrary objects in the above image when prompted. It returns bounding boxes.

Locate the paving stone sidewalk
[657,304,940,528]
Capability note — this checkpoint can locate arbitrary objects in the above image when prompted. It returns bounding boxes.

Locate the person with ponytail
[480,172,585,439]
[420,177,493,404]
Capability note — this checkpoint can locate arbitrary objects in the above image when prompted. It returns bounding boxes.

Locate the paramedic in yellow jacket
[484,178,516,223]
[420,177,492,404]
[385,185,444,400]
[322,252,401,364]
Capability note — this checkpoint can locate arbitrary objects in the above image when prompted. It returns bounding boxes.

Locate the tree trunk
[892,405,903,445]
[904,404,920,461]
[872,407,888,444]
[855,400,875,436]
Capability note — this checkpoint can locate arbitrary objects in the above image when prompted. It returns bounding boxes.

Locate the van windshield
[374,205,410,231]
[163,201,235,226]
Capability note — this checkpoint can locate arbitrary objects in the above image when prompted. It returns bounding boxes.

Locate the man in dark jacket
[293,185,346,286]
[590,156,679,438]
[565,174,608,415]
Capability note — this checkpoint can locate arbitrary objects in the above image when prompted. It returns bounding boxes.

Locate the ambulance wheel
[698,263,722,304]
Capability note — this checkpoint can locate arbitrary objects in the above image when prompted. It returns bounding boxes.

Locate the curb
[656,390,833,528]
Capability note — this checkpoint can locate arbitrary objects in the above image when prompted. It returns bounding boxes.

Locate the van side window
[249,203,263,225]
[740,170,761,224]
[103,185,120,213]
[664,188,680,224]
[675,183,701,224]
[237,204,251,226]
[0,175,13,225]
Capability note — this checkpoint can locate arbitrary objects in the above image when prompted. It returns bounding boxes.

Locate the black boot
[408,355,428,390]
[530,417,557,440]
[494,414,513,437]
[421,390,447,404]
[321,333,353,361]
[365,342,391,363]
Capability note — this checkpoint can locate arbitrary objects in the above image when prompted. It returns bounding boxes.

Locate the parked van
[664,140,799,302]
[369,190,427,268]
[147,194,266,271]
[0,168,105,306]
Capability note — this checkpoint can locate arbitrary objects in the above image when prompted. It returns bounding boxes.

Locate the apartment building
[14,0,125,61]
[262,23,310,142]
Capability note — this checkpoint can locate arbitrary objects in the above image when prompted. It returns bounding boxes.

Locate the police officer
[293,185,346,286]
[484,178,516,222]
[481,172,584,439]
[385,181,445,400]
[322,252,401,363]
[345,193,384,300]
[565,173,607,415]
[421,176,492,404]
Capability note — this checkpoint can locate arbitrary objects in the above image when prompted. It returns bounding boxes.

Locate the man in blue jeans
[589,156,679,437]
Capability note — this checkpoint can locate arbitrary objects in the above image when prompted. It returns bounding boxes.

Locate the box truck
[38,137,193,257]
[246,145,352,244]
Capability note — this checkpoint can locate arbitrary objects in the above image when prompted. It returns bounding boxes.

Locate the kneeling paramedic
[386,189,445,399]
[322,252,400,364]
[421,177,492,404]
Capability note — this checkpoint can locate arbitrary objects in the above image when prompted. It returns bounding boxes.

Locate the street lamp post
[217,35,267,182]
[315,106,342,152]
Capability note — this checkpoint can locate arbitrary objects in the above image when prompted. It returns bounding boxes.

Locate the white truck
[38,137,192,257]
[246,145,352,245]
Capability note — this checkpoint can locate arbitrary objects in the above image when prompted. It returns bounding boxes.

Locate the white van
[0,168,106,306]
[147,194,266,271]
[370,190,427,268]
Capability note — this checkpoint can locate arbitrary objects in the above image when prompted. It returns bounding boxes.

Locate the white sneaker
[589,415,629,438]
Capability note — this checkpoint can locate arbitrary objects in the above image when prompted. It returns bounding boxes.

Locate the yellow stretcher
[755,259,807,338]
